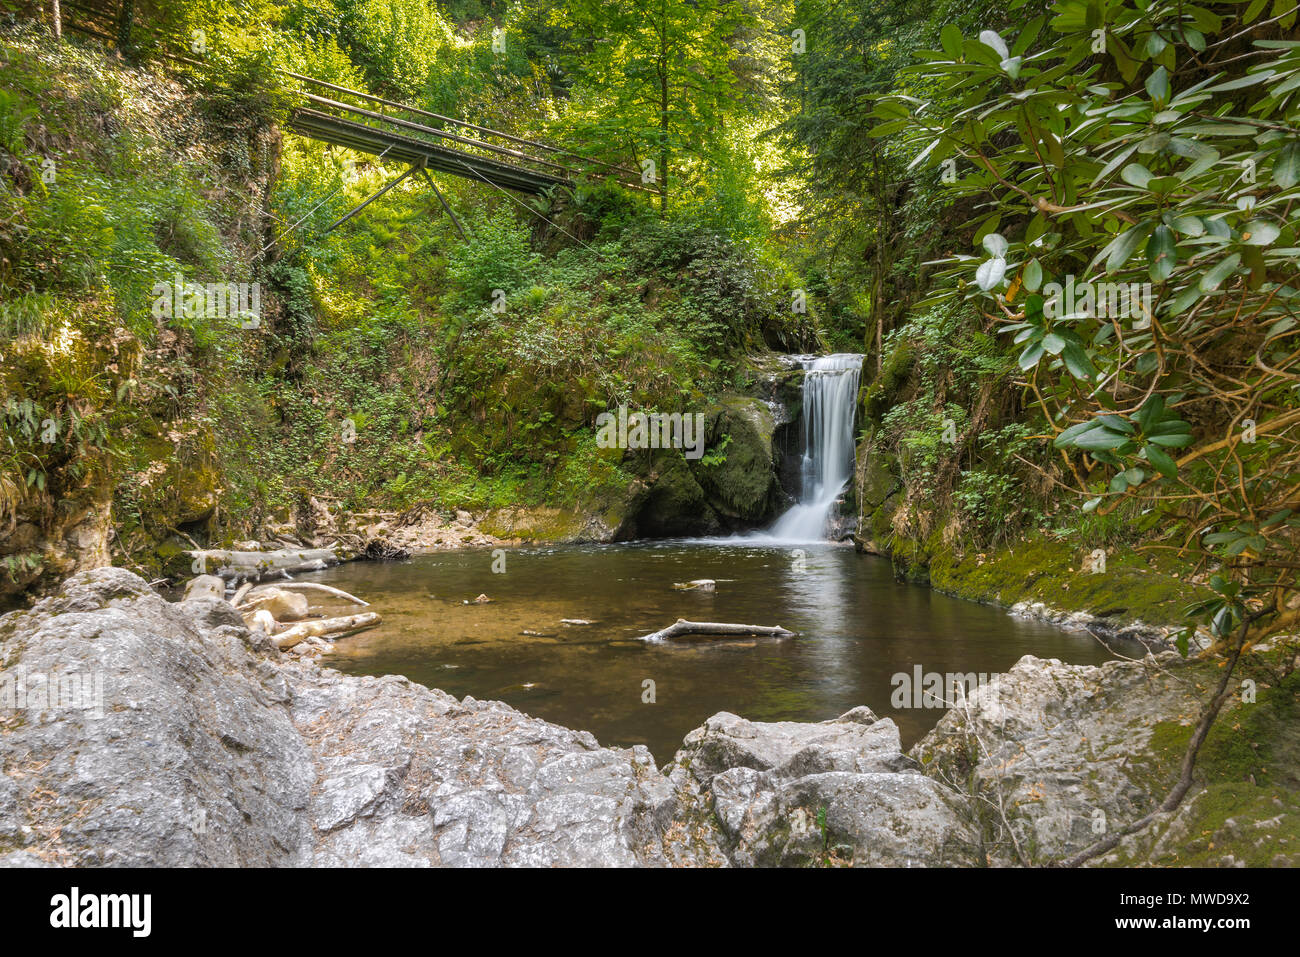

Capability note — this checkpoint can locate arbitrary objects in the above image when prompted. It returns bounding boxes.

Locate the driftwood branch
[231,581,254,606]
[274,612,381,650]
[244,581,369,606]
[639,619,797,642]
[186,546,350,581]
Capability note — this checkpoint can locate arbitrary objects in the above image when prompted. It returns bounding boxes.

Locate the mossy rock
[693,396,781,523]
[861,341,915,426]
[635,452,722,537]
[858,447,900,512]
[480,505,620,543]
[925,536,1208,626]
[1111,660,1300,866]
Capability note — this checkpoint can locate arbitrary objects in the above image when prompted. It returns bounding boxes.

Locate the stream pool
[304,540,1117,763]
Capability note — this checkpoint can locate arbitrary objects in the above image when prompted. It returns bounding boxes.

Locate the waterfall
[764,353,864,543]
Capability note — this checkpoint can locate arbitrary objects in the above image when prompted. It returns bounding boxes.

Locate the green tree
[553,0,755,212]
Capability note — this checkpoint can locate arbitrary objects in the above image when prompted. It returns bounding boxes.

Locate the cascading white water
[764,353,864,543]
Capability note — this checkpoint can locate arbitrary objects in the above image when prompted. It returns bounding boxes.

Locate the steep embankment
[3,567,1294,867]
[1,34,813,607]
[851,301,1213,635]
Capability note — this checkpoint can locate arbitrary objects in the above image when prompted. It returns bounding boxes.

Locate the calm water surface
[304,542,1115,762]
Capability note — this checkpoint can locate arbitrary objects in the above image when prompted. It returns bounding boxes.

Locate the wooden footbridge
[56,2,651,232]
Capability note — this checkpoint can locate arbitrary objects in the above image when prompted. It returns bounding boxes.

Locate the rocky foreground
[1,569,1295,867]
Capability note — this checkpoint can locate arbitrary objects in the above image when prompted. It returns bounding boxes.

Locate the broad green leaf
[1062,341,1097,380]
[1147,225,1177,281]
[1018,340,1045,370]
[1023,259,1043,292]
[1073,428,1131,450]
[1274,140,1300,188]
[1242,221,1281,246]
[1121,162,1153,187]
[1055,419,1104,447]
[1199,253,1242,292]
[941,24,963,58]
[1144,444,1178,478]
[1103,223,1154,273]
[1145,66,1169,103]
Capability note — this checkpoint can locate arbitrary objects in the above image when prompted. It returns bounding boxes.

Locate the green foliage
[878,0,1300,636]
[444,211,538,312]
[551,0,760,211]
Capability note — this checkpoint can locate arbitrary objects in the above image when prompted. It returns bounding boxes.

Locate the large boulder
[0,568,312,866]
[909,651,1252,865]
[693,396,784,525]
[633,453,722,538]
[0,567,724,867]
[666,707,977,867]
[292,671,724,866]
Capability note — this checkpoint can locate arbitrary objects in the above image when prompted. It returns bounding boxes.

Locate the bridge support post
[419,168,467,241]
[324,163,421,232]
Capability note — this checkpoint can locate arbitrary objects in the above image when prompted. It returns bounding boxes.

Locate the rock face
[0,485,113,609]
[4,568,1286,868]
[665,709,977,866]
[0,568,312,866]
[0,568,720,867]
[910,653,1210,865]
[288,669,723,866]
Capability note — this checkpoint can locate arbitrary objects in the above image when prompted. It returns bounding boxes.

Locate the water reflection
[308,542,1117,763]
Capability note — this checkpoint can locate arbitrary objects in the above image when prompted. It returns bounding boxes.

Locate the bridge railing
[50,3,654,196]
[281,73,655,196]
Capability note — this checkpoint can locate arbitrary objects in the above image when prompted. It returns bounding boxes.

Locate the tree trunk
[186,545,351,581]
[658,0,669,216]
[50,0,61,40]
[116,0,135,56]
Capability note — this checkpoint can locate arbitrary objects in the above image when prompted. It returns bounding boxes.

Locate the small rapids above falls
[761,353,864,543]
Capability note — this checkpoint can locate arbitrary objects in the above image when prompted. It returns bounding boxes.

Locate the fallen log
[186,545,350,582]
[638,619,797,642]
[274,612,381,650]
[243,581,369,607]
